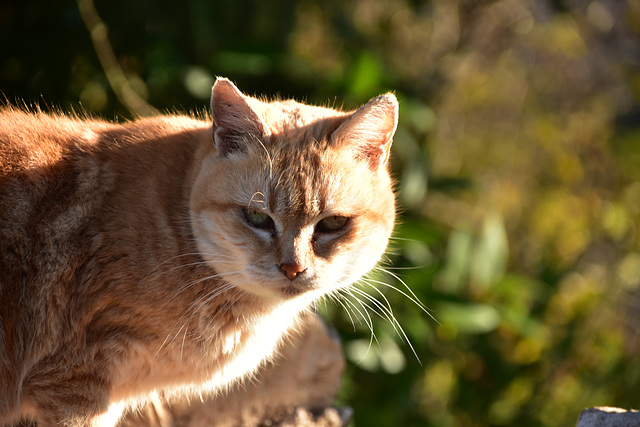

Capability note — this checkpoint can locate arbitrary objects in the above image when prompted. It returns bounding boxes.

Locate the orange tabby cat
[0,78,397,426]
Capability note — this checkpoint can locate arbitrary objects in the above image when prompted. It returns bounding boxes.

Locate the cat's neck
[106,275,313,401]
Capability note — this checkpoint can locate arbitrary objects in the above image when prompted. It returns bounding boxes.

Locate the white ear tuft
[210,77,270,155]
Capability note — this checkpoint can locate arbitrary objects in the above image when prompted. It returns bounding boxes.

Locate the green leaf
[437,302,501,334]
[347,51,384,98]
[470,213,509,288]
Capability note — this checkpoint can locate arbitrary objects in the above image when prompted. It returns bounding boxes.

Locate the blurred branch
[77,0,158,116]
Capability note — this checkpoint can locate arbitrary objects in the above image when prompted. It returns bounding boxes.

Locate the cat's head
[190,78,397,306]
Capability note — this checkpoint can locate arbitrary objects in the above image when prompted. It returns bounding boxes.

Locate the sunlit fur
[0,78,397,426]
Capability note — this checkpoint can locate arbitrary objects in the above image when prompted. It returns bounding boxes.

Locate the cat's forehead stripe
[268,141,328,219]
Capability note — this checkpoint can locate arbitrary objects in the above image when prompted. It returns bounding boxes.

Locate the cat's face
[190,79,397,305]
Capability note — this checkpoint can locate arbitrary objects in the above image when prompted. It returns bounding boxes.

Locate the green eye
[316,215,349,233]
[242,208,275,231]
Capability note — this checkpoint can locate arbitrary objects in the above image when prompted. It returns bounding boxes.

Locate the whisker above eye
[247,191,267,209]
[256,138,274,180]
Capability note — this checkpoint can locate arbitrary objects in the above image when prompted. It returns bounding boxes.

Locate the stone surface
[576,407,640,427]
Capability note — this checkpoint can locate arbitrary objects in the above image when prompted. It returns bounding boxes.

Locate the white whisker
[387,236,420,242]
[151,258,236,280]
[350,284,403,338]
[327,292,357,332]
[373,267,433,315]
[248,192,266,208]
[161,270,244,308]
[338,289,378,346]
[338,289,378,361]
[156,279,243,358]
[256,139,273,180]
[374,264,426,271]
[149,251,237,279]
[349,284,422,365]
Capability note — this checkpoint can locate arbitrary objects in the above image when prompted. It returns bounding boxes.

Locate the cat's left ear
[332,93,398,170]
[210,77,271,156]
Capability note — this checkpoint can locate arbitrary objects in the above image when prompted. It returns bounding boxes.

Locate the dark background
[3,1,640,426]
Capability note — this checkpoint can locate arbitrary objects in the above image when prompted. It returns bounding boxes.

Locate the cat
[0,77,398,426]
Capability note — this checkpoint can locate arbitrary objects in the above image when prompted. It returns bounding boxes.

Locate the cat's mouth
[278,280,320,298]
[280,285,305,297]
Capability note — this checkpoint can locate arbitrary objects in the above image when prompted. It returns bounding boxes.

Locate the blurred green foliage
[3,0,640,425]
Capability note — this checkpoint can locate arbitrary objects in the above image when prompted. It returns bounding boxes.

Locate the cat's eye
[242,208,275,231]
[316,215,350,233]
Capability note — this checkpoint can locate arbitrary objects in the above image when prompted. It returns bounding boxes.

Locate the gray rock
[577,407,640,427]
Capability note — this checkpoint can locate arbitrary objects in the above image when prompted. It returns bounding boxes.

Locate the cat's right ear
[210,78,270,156]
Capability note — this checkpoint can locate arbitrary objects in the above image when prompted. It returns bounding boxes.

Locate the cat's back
[0,107,207,175]
[0,108,107,175]
[0,108,208,288]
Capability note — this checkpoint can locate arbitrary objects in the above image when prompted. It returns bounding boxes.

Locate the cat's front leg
[24,398,125,427]
[20,369,124,427]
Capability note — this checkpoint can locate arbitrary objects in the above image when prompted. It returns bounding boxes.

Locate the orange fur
[0,78,397,426]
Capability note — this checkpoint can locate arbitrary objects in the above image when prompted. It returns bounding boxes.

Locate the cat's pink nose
[280,263,307,281]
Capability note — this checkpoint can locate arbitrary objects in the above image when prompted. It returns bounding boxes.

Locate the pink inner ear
[211,78,258,130]
[332,93,398,169]
[368,146,385,167]
[376,108,397,146]
[210,78,270,155]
